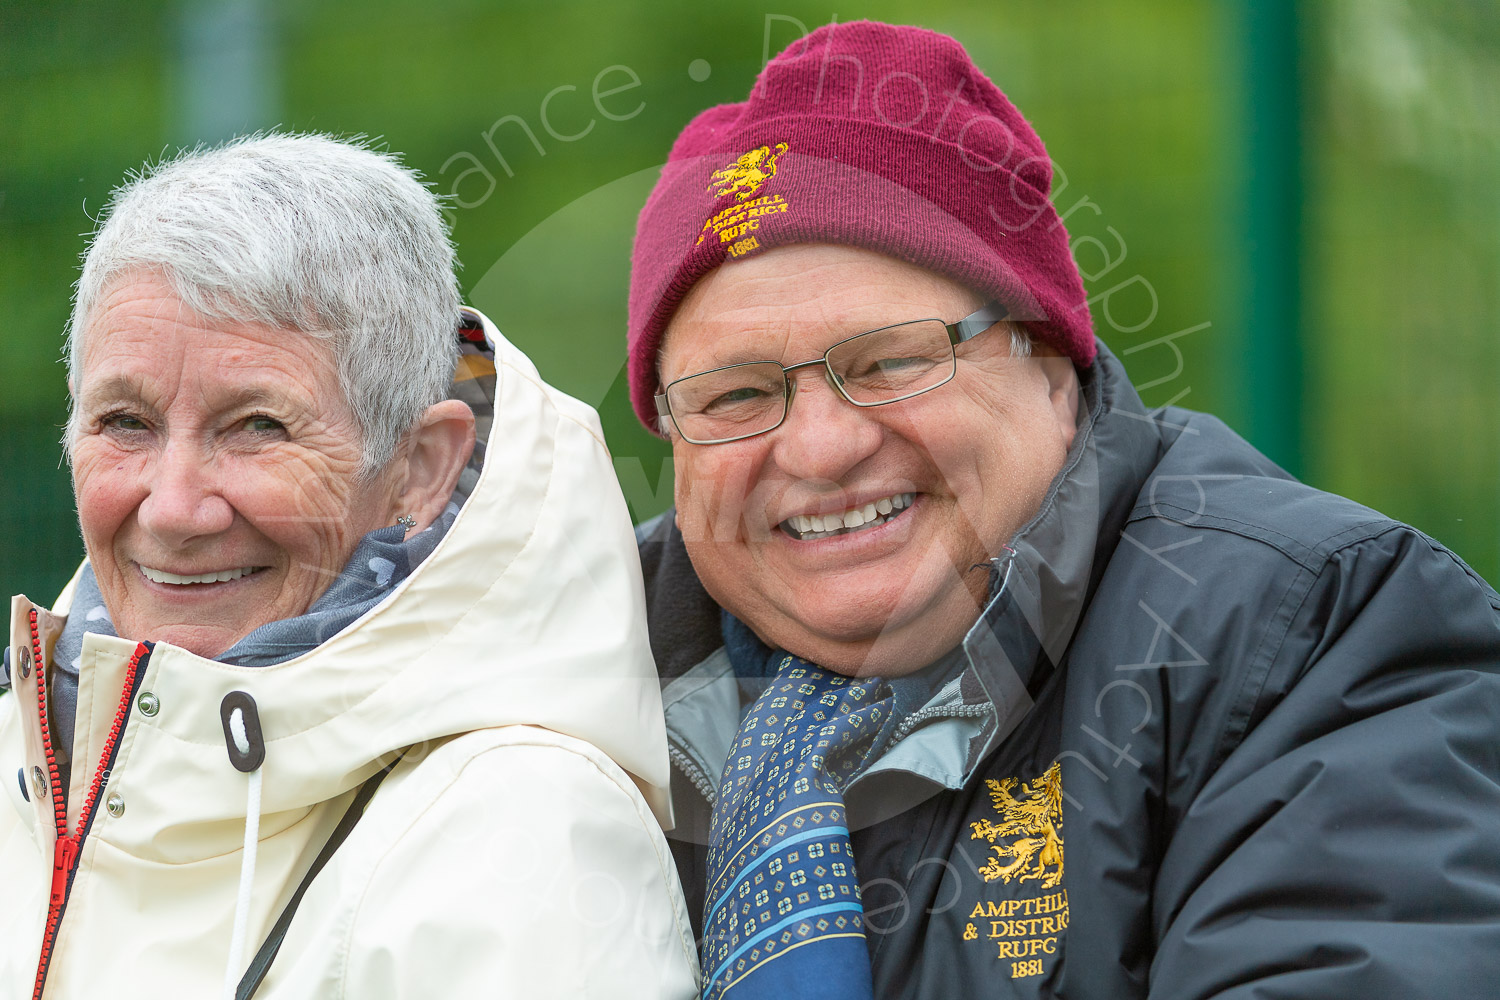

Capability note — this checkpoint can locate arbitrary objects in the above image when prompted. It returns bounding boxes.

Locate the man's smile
[779,491,917,540]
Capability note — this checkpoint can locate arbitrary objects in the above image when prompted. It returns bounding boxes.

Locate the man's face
[659,244,1080,676]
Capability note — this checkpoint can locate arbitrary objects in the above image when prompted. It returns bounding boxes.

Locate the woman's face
[70,273,404,657]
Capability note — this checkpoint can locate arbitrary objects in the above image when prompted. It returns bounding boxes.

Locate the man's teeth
[784,493,915,540]
[140,565,259,586]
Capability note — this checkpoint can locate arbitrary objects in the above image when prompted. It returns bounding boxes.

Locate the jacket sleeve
[1149,526,1500,998]
[339,734,700,999]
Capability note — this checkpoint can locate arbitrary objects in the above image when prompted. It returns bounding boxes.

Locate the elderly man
[627,21,1500,999]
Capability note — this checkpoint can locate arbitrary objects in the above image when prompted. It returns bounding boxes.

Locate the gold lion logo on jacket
[969,761,1065,889]
[708,142,789,200]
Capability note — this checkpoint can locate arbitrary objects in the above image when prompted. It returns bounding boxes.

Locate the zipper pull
[51,835,79,906]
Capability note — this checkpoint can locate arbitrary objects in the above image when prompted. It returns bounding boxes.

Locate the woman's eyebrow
[76,373,147,407]
[77,376,297,412]
[206,385,297,411]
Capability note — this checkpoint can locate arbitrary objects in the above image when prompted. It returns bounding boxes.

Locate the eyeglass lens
[825,320,954,403]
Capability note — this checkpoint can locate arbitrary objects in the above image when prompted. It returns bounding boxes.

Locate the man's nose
[768,366,885,481]
[135,440,234,548]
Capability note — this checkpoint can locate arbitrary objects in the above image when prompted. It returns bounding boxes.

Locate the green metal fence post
[1237,0,1304,476]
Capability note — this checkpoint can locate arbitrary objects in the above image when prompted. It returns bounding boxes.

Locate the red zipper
[27,608,150,1000]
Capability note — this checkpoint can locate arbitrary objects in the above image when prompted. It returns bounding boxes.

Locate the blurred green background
[3,0,1498,605]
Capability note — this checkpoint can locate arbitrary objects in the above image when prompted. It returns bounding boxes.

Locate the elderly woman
[0,134,697,999]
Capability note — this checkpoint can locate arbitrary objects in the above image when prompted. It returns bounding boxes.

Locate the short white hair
[1006,322,1034,360]
[65,132,460,474]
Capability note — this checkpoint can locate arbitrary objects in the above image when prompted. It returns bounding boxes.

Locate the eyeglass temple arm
[651,392,678,437]
[948,300,1010,344]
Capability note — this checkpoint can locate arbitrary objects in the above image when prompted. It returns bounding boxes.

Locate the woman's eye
[103,412,147,431]
[244,415,285,433]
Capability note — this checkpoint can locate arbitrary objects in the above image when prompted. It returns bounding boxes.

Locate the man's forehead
[680,244,967,302]
[659,245,981,374]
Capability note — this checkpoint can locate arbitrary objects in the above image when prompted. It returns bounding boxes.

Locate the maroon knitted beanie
[627,20,1095,432]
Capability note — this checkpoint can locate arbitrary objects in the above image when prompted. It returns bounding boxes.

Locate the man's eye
[850,356,935,381]
[874,356,930,373]
[705,386,771,411]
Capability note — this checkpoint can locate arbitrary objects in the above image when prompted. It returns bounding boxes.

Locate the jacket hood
[18,307,672,850]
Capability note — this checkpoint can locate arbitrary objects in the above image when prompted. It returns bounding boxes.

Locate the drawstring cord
[225,710,263,1000]
[220,692,267,1000]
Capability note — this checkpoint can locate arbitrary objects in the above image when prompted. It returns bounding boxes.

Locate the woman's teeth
[140,565,260,585]
[783,493,915,540]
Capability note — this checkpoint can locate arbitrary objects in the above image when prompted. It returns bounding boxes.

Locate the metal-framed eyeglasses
[654,300,1009,445]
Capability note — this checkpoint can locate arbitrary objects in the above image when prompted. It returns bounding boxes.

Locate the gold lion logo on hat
[708,142,789,201]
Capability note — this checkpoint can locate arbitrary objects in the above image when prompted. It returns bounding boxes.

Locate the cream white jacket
[0,311,699,999]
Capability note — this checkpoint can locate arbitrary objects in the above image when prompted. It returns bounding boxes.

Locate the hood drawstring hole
[220,692,265,773]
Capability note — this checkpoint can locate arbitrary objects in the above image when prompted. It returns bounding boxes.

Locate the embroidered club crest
[969,761,1065,889]
[708,142,788,200]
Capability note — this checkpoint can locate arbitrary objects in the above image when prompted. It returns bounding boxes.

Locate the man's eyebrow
[674,349,776,375]
[666,335,800,379]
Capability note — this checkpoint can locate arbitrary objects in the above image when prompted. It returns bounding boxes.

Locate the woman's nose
[135,441,234,547]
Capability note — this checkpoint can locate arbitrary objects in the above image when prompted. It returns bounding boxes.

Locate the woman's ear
[393,399,476,531]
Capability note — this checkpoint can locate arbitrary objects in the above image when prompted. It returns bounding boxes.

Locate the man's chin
[752,592,977,678]
[700,552,987,673]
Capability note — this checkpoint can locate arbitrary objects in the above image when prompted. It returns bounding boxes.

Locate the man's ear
[392,399,476,531]
[1034,347,1081,452]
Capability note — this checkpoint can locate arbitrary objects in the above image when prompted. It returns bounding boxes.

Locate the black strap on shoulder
[237,762,395,1000]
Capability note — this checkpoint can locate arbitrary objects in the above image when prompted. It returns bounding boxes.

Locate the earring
[396,514,417,533]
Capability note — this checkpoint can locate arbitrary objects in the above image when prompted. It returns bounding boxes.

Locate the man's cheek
[676,460,760,545]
